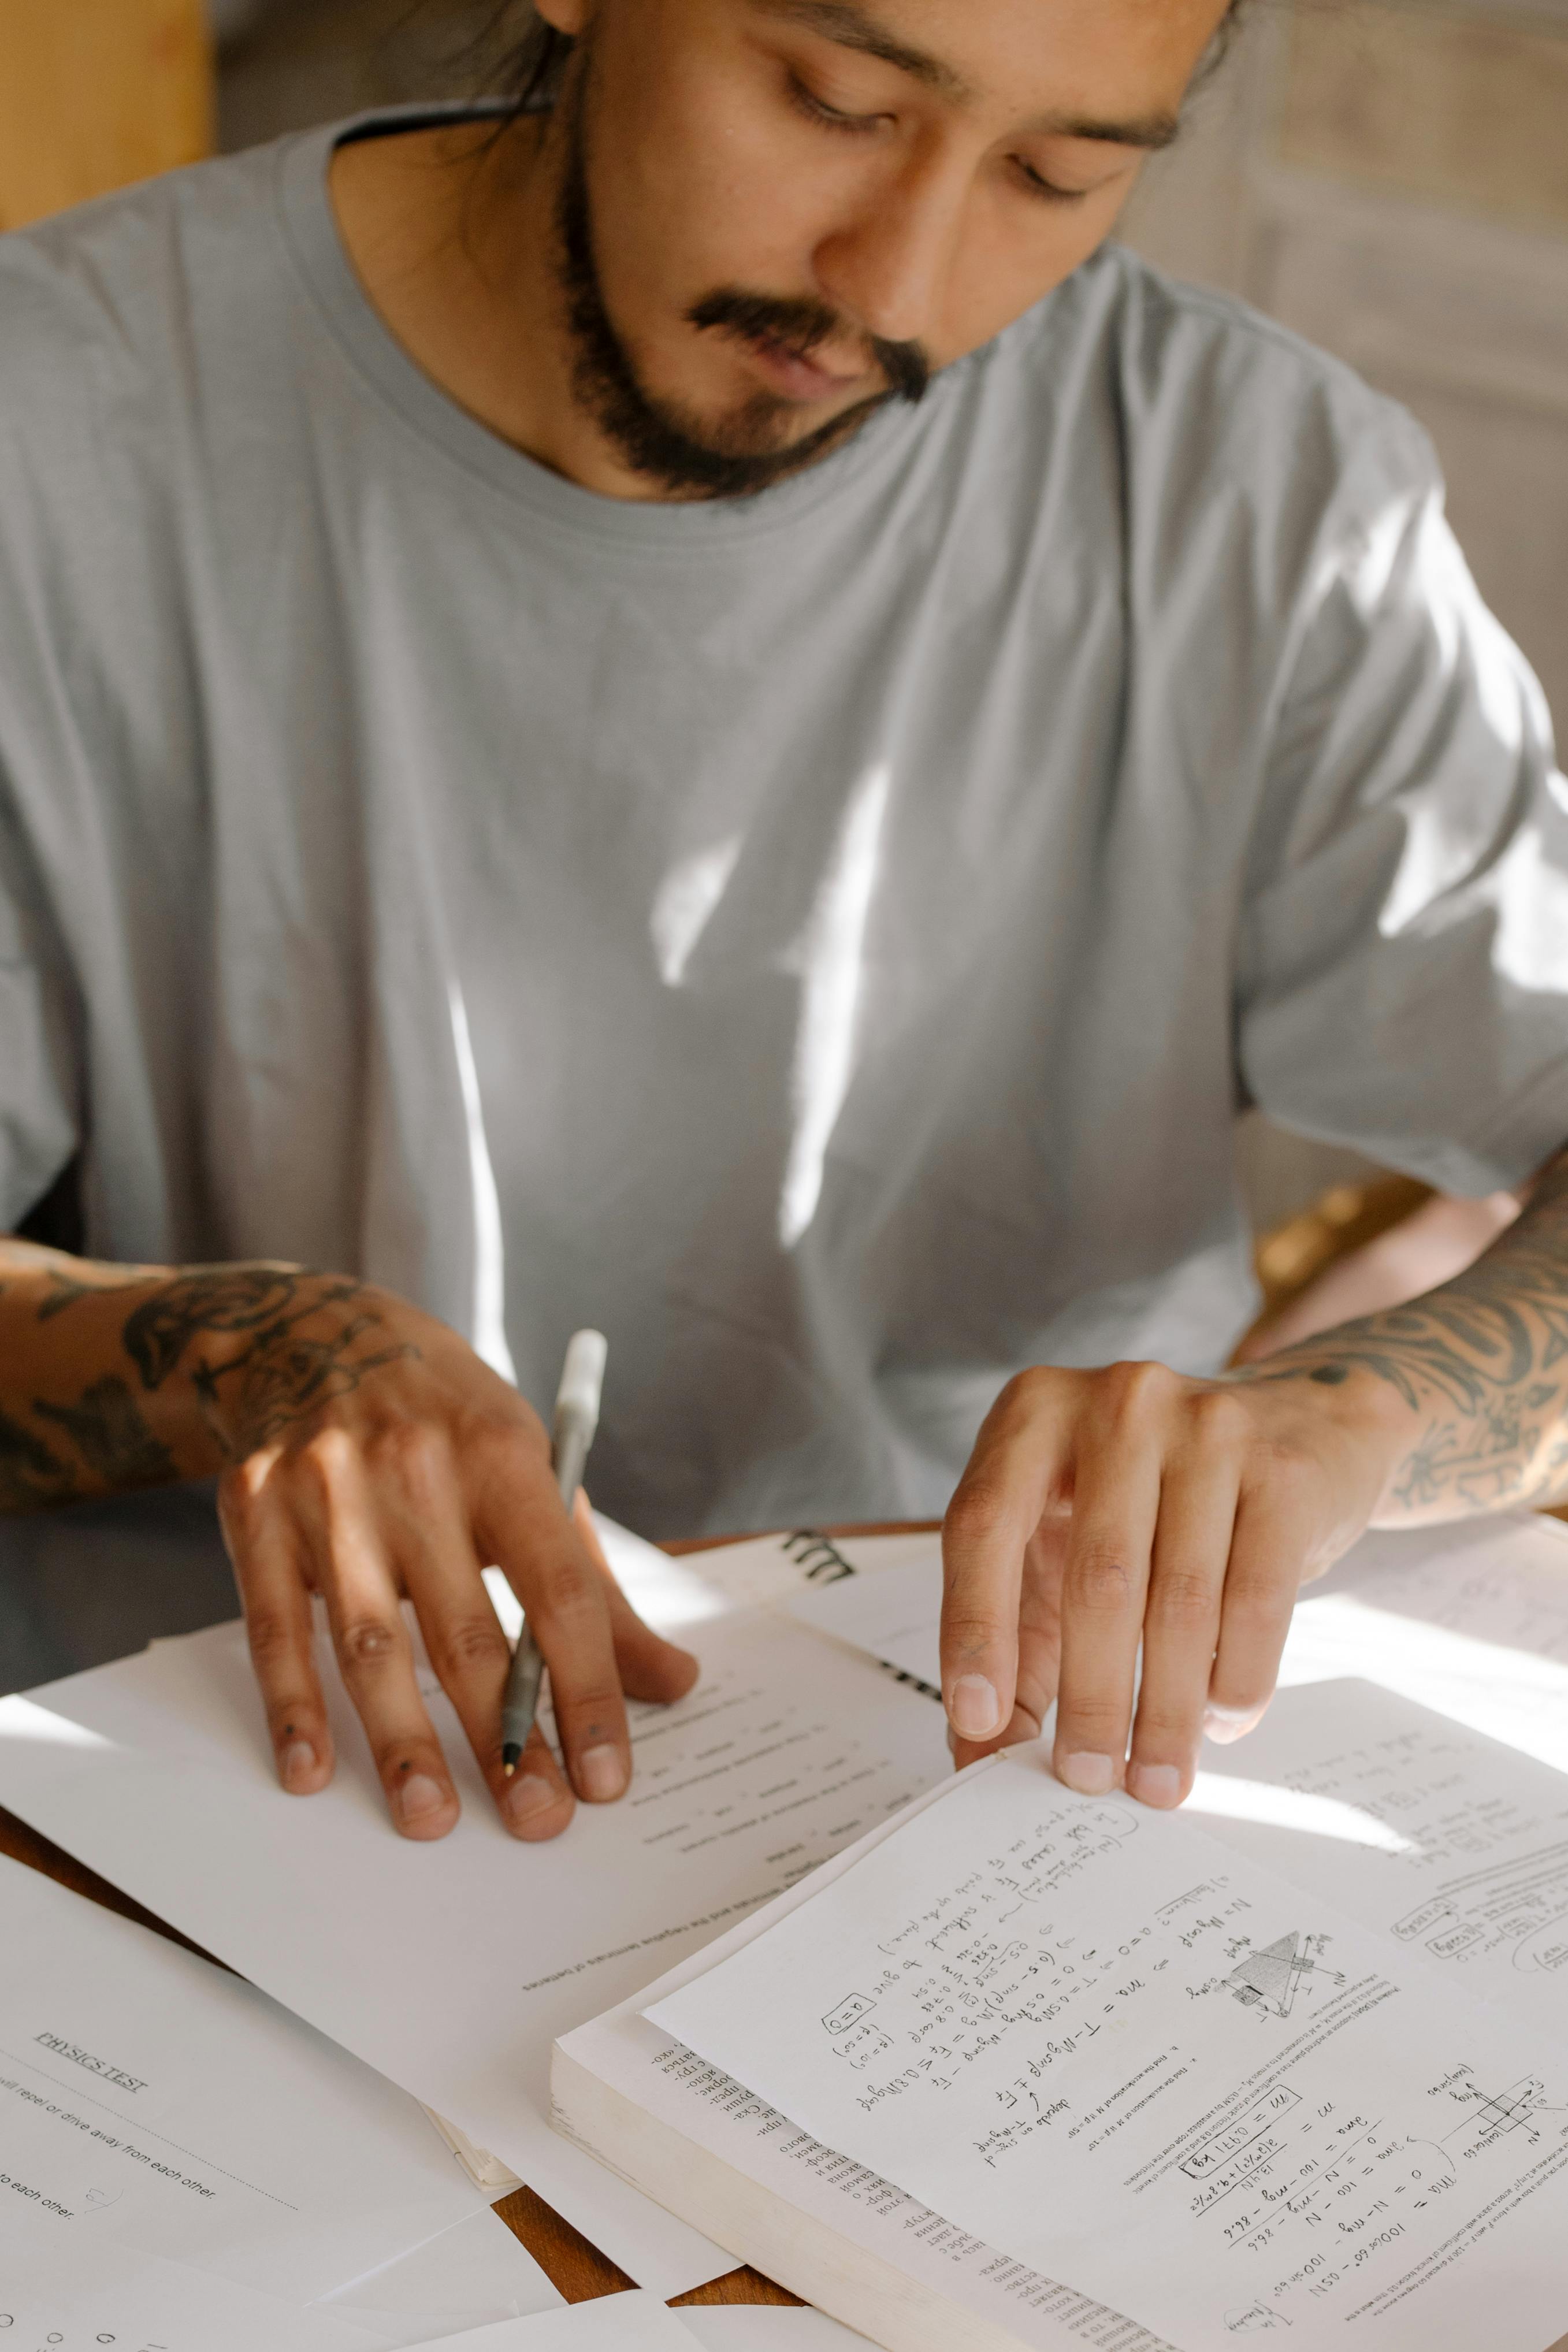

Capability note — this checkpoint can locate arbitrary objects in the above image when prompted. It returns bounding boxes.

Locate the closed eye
[787,68,887,133]
[1013,159,1091,205]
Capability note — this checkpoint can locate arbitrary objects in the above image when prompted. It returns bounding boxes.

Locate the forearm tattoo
[1235,1148,1568,1514]
[0,1259,416,1510]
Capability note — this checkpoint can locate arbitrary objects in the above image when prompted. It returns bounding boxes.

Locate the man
[1,0,1565,1844]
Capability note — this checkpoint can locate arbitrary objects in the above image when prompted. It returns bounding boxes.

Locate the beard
[550,57,931,501]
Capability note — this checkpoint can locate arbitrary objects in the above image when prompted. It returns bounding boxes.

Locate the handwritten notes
[649,1750,1568,2349]
[1192,1680,1568,2033]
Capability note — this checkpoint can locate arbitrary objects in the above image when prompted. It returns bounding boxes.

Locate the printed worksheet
[0,1855,485,2302]
[0,2201,374,2351]
[651,1749,1568,2350]
[0,1607,946,2297]
[1191,1679,1568,2031]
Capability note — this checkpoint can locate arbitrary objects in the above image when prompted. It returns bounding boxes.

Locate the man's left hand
[939,1359,1409,1806]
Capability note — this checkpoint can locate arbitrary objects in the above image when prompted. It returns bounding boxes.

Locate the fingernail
[578,1744,629,1801]
[397,1771,451,1825]
[1204,1705,1258,1746]
[1127,1762,1182,1808]
[505,1774,560,1827]
[1058,1751,1116,1795]
[949,1675,1001,1740]
[280,1739,317,1792]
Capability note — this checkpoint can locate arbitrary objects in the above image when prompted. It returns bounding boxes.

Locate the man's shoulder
[986,244,1439,514]
[0,135,315,434]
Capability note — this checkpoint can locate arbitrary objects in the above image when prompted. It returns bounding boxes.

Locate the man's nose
[812,151,965,356]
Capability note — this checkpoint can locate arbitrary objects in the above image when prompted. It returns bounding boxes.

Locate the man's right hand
[0,1244,698,1841]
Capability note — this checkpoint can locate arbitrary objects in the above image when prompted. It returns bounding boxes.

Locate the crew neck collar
[276,104,945,553]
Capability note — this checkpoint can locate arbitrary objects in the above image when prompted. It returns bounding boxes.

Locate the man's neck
[329,116,683,504]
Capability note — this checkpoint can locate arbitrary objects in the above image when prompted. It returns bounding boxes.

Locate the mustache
[686,289,931,406]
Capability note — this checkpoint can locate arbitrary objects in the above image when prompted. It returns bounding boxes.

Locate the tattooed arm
[0,1239,696,1840]
[938,1143,1568,1820]
[1231,1146,1568,1519]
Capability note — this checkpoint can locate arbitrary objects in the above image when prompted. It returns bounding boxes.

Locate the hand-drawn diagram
[1443,2074,1549,2152]
[1225,1934,1342,2020]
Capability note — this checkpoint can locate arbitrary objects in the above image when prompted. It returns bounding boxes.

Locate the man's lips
[738,330,868,405]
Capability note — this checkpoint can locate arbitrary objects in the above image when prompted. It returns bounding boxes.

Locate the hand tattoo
[0,1409,76,1511]
[0,1257,419,1515]
[119,1269,415,1456]
[124,1269,307,1388]
[34,1377,177,1491]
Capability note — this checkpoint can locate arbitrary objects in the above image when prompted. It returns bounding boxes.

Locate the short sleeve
[1236,416,1568,1197]
[0,794,79,1232]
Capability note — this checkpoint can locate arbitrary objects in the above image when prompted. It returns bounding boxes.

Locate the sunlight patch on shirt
[779,764,891,1250]
[448,975,518,1385]
[651,837,743,987]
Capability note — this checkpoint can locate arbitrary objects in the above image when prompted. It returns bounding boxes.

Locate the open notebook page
[650,1747,1568,2351]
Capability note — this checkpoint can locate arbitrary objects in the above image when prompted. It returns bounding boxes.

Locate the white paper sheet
[675,2309,875,2349]
[0,1608,946,2297]
[784,1554,941,1692]
[1191,1677,1568,2029]
[650,1748,1568,2351]
[593,1521,935,1638]
[414,2290,706,2350]
[0,2200,377,2350]
[324,2205,565,2342]
[0,1853,486,2304]
[1279,1515,1568,1771]
[559,1768,1170,2352]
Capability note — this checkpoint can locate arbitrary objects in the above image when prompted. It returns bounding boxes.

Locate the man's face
[537,0,1230,495]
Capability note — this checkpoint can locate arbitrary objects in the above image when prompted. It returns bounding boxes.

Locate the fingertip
[575,1742,630,1803]
[1054,1748,1119,1797]
[617,1630,701,1706]
[1203,1702,1265,1746]
[660,1640,701,1700]
[503,1771,575,1841]
[946,1671,1004,1742]
[1125,1759,1186,1809]
[278,1734,332,1796]
[392,1768,460,1839]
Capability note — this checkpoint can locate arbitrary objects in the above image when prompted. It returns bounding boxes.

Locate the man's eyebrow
[751,0,975,103]
[750,1,1182,149]
[1031,109,1181,152]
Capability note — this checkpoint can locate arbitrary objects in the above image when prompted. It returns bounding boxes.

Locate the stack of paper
[0,1595,949,2292]
[639,1696,1568,2347]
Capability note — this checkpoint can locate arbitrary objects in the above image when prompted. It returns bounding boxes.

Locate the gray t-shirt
[2,112,1566,1537]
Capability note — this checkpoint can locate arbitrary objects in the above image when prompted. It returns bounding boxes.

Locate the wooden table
[0,1523,936,2308]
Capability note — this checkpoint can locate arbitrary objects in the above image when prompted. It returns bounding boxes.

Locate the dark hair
[492,0,1249,115]
[499,8,575,111]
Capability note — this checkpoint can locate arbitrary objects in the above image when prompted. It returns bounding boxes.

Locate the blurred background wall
[2,0,1563,1232]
